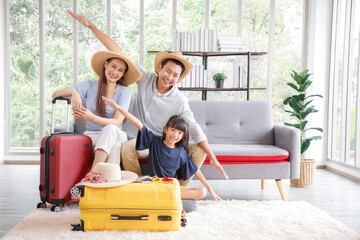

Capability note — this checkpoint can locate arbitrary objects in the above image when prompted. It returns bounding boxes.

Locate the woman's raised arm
[67,10,121,52]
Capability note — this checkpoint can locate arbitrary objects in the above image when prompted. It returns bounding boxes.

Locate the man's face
[157,61,183,91]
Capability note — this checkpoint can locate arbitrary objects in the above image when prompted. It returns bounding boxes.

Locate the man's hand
[67,10,90,27]
[209,155,229,180]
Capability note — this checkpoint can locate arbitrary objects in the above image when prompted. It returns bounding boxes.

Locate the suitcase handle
[51,97,72,134]
[110,215,149,221]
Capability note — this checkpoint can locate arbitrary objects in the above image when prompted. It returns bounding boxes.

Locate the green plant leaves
[283,69,323,157]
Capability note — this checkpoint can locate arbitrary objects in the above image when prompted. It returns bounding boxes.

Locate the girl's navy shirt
[136,126,198,180]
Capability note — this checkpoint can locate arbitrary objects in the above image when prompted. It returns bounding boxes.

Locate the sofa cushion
[204,144,289,164]
[189,101,274,145]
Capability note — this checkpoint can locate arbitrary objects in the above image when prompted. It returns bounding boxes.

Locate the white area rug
[3,200,359,240]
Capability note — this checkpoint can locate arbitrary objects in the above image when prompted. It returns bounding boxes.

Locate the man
[68,11,228,185]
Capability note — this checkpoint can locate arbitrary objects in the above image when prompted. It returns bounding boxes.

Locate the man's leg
[121,138,149,175]
[179,143,206,186]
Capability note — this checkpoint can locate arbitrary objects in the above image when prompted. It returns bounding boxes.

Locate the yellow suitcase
[71,177,183,231]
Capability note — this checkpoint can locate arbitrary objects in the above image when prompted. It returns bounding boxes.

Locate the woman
[52,50,142,170]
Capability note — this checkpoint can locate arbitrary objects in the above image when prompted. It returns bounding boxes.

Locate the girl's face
[163,126,184,147]
[104,58,127,84]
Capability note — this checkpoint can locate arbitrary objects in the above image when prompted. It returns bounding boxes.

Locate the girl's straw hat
[91,50,142,86]
[76,163,138,188]
[154,51,194,83]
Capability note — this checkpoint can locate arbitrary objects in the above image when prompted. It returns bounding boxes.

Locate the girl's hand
[209,189,222,201]
[67,10,90,27]
[72,106,94,121]
[71,91,82,110]
[102,96,119,110]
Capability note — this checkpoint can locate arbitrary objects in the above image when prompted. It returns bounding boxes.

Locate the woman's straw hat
[76,163,138,188]
[91,50,142,86]
[154,51,194,83]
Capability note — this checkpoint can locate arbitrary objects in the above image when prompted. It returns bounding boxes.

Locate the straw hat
[76,163,138,188]
[154,51,194,83]
[91,50,142,86]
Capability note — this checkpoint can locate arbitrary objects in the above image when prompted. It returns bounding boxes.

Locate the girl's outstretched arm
[195,169,222,201]
[102,96,143,131]
[67,10,121,52]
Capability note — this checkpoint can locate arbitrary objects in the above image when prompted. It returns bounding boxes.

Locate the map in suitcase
[71,177,184,231]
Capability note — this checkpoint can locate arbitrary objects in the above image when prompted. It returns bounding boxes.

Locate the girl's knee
[198,187,207,199]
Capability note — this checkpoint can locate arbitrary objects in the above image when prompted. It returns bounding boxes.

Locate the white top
[125,62,207,144]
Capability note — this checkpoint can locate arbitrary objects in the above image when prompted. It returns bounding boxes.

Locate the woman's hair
[161,115,191,153]
[96,58,128,117]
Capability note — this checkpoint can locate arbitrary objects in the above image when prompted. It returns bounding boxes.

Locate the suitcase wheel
[181,218,187,227]
[51,205,61,212]
[70,186,80,197]
[36,202,47,209]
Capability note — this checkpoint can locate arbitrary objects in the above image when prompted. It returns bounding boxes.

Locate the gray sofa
[187,101,300,200]
[68,100,300,200]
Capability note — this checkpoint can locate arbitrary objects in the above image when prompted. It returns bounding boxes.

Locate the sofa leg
[261,179,265,189]
[275,179,287,201]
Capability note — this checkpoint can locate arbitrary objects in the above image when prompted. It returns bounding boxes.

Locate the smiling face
[163,126,184,148]
[103,58,127,84]
[156,61,183,93]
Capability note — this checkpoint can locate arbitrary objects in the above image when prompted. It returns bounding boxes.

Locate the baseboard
[4,160,40,164]
[326,165,360,182]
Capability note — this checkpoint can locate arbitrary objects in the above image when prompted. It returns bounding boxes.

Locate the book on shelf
[175,29,218,52]
[217,36,243,52]
[233,63,245,88]
[180,64,206,88]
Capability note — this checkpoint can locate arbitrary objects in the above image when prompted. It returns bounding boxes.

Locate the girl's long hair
[96,58,128,117]
[161,115,191,153]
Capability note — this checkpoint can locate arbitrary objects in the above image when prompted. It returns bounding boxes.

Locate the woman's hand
[72,106,94,121]
[71,91,83,110]
[67,10,90,27]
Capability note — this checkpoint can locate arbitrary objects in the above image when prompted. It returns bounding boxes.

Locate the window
[329,0,360,168]
[5,0,304,155]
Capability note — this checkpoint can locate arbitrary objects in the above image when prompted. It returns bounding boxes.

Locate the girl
[52,50,141,170]
[102,96,221,201]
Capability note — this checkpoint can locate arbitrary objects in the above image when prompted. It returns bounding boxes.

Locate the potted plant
[283,69,323,187]
[213,73,227,88]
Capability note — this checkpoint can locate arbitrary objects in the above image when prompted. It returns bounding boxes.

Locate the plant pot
[215,80,224,88]
[290,159,316,187]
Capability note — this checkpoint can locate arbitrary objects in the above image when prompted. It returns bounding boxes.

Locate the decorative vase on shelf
[213,73,227,89]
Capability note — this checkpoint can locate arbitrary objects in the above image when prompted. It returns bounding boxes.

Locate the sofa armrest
[54,123,75,133]
[274,124,301,179]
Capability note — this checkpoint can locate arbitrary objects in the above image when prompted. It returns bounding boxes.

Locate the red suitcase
[37,97,93,212]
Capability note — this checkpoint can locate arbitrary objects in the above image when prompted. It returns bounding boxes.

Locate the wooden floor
[0,164,359,238]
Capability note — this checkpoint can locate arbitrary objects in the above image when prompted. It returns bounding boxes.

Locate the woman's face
[104,58,127,84]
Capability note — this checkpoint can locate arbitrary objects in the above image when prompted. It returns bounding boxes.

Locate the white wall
[0,0,6,164]
[303,0,332,165]
[0,1,7,164]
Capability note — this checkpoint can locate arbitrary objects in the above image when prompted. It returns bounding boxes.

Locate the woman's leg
[85,124,122,170]
[181,187,207,200]
[106,129,128,164]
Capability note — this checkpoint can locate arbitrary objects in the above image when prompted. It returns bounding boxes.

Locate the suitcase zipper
[80,207,180,213]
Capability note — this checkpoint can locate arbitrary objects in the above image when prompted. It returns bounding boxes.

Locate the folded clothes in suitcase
[37,97,93,212]
[72,176,184,232]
